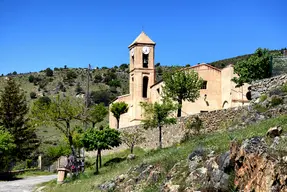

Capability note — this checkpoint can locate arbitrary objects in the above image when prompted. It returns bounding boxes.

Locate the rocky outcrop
[99,133,287,192]
[230,136,287,192]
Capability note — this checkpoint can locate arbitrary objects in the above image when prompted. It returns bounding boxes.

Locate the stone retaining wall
[251,74,287,101]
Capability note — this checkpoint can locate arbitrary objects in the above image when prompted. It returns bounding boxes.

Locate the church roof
[128,31,156,48]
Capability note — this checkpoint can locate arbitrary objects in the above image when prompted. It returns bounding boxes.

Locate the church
[109,32,250,129]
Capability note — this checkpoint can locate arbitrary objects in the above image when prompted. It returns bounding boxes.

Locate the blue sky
[0,0,286,75]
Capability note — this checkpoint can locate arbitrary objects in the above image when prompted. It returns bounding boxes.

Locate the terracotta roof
[184,63,221,72]
[128,31,156,48]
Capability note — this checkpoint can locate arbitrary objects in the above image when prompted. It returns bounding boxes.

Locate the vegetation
[30,95,84,155]
[0,129,16,172]
[88,103,108,128]
[232,48,282,87]
[110,101,129,129]
[140,99,177,148]
[121,128,145,154]
[42,114,287,192]
[0,78,39,166]
[81,127,121,174]
[162,67,203,117]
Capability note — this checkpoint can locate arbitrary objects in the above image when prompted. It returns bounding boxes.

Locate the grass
[17,170,54,178]
[41,115,287,192]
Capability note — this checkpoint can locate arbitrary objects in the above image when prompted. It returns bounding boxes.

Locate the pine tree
[0,78,39,161]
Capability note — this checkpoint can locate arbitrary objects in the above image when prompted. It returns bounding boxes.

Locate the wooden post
[38,155,42,170]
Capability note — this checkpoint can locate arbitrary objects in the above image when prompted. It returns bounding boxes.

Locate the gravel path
[0,175,57,192]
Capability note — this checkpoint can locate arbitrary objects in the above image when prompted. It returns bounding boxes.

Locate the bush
[259,94,267,102]
[57,82,66,92]
[281,83,287,93]
[107,79,121,87]
[94,74,103,83]
[253,104,268,113]
[103,72,117,83]
[66,70,78,80]
[28,75,35,83]
[30,92,37,99]
[90,89,115,106]
[270,96,283,107]
[38,96,51,105]
[185,116,203,135]
[119,63,129,71]
[45,68,53,77]
[75,83,84,94]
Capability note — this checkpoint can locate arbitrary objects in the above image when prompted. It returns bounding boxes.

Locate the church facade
[109,32,250,129]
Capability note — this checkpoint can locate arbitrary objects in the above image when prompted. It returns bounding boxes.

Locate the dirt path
[0,175,57,192]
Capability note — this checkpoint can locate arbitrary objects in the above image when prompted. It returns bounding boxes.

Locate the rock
[282,156,287,163]
[117,174,127,182]
[267,126,283,138]
[270,136,280,149]
[231,136,287,192]
[98,180,116,191]
[127,154,136,160]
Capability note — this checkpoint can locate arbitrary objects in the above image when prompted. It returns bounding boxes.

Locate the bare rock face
[230,137,287,192]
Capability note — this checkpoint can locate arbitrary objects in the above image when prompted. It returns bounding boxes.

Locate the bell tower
[128,31,156,121]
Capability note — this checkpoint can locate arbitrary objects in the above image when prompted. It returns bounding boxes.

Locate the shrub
[75,83,84,94]
[270,96,283,107]
[119,63,129,71]
[54,67,59,71]
[94,74,103,83]
[103,72,117,83]
[30,92,37,99]
[90,89,115,106]
[185,116,204,135]
[28,75,35,83]
[57,82,66,92]
[253,104,268,113]
[38,96,51,105]
[259,94,267,102]
[281,83,287,93]
[107,79,121,87]
[45,68,53,77]
[66,70,78,80]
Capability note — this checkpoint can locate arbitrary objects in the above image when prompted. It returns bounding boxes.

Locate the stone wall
[99,106,249,156]
[250,74,287,101]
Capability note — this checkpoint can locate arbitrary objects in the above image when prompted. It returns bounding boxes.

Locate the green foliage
[185,116,204,135]
[162,67,203,117]
[66,70,78,80]
[75,82,84,94]
[28,75,35,83]
[270,96,283,107]
[57,81,66,92]
[0,78,39,161]
[45,68,53,77]
[90,89,115,106]
[30,95,84,155]
[30,91,37,99]
[110,101,129,129]
[259,94,267,102]
[140,99,177,148]
[0,128,16,171]
[121,128,146,154]
[107,79,121,88]
[281,83,287,93]
[94,74,103,83]
[119,63,129,71]
[81,126,121,173]
[88,103,108,127]
[253,104,268,113]
[232,48,272,87]
[46,143,71,162]
[103,71,117,83]
[38,96,51,106]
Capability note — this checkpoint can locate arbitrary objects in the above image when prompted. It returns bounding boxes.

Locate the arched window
[143,76,149,98]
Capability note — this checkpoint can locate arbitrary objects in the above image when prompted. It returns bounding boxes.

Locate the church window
[143,54,149,68]
[201,81,207,89]
[143,76,149,98]
[132,56,134,67]
[157,88,160,94]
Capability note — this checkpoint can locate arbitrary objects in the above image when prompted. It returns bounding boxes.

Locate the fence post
[38,155,42,170]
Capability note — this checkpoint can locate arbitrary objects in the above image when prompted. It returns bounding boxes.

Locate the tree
[110,102,129,129]
[75,82,84,94]
[88,103,108,128]
[0,128,16,172]
[81,127,121,174]
[30,95,84,155]
[232,48,272,87]
[140,99,177,149]
[162,67,203,117]
[121,128,145,154]
[45,68,53,77]
[28,75,35,83]
[0,78,39,161]
[30,91,37,99]
[94,74,103,83]
[90,89,115,106]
